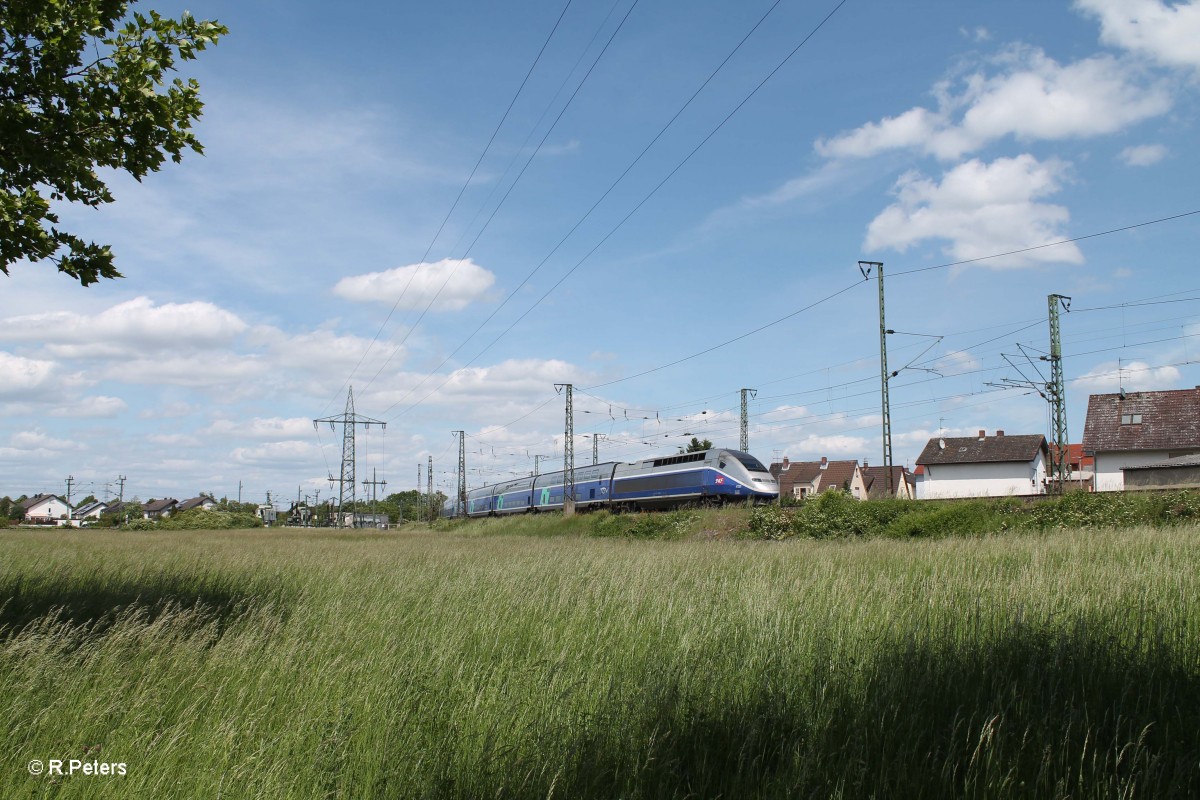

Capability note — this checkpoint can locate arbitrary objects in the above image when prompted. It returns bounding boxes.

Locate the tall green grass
[2,526,1198,798]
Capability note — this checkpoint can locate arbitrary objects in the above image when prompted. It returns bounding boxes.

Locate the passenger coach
[447,448,777,517]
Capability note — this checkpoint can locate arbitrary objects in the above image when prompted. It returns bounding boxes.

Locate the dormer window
[1120,413,1143,425]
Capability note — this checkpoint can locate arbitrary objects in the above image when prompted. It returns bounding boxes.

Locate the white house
[71,500,109,524]
[915,431,1048,499]
[176,496,217,513]
[19,494,74,525]
[1081,388,1200,492]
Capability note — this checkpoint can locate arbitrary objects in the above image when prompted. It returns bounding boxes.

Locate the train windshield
[732,452,770,473]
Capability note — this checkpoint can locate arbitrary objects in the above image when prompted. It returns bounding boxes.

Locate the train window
[733,453,770,473]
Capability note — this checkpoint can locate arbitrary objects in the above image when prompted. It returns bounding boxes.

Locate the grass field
[3,524,1199,798]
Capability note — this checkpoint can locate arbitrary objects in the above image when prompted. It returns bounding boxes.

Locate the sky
[3,0,1200,507]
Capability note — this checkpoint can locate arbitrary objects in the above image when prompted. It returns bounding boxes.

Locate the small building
[915,431,1048,499]
[256,505,278,526]
[19,494,73,525]
[1081,388,1200,492]
[71,500,109,524]
[1060,444,1095,492]
[176,496,217,513]
[862,464,915,500]
[142,498,178,519]
[1122,453,1200,491]
[769,457,867,500]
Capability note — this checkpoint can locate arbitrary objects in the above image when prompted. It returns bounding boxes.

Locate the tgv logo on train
[446,448,779,517]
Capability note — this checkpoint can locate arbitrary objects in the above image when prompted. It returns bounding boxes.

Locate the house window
[1120,413,1143,425]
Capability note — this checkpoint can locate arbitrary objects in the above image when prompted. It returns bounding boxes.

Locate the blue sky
[3,0,1199,506]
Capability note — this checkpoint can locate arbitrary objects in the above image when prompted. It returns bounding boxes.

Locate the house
[19,494,73,525]
[1081,388,1200,492]
[915,431,1048,499]
[176,496,216,513]
[1122,453,1200,490]
[862,464,915,500]
[142,498,178,519]
[769,457,868,500]
[105,501,143,523]
[71,500,109,524]
[1061,444,1095,491]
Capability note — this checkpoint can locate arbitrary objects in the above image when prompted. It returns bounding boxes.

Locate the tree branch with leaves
[0,0,226,284]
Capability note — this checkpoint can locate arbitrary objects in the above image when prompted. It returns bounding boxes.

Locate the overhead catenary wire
[361,0,644,401]
[380,0,853,421]
[320,0,578,414]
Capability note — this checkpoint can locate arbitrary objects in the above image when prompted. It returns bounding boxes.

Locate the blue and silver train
[441,448,778,517]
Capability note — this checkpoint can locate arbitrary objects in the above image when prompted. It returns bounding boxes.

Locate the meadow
[2,523,1198,798]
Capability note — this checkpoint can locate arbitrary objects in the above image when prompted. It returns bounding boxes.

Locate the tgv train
[441,448,778,517]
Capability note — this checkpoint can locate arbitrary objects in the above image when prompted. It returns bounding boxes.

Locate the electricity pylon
[314,386,384,528]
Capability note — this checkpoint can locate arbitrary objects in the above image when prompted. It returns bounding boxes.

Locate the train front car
[609,448,777,509]
[710,449,778,502]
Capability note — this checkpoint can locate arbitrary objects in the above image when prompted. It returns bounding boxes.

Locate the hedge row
[746,489,1200,540]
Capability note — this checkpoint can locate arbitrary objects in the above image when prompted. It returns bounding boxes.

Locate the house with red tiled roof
[769,457,867,500]
[915,430,1048,499]
[862,464,915,500]
[1081,388,1200,492]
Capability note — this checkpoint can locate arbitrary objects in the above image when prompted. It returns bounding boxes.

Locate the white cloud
[139,402,199,420]
[0,351,57,398]
[205,417,316,441]
[1119,143,1167,166]
[147,433,203,447]
[1070,359,1182,391]
[864,155,1085,267]
[1076,0,1200,69]
[784,434,870,457]
[232,441,322,465]
[7,430,80,452]
[48,396,128,418]
[817,47,1170,161]
[333,258,496,311]
[0,297,249,359]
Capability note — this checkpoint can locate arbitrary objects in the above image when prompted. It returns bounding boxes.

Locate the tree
[682,437,714,454]
[1,1,227,284]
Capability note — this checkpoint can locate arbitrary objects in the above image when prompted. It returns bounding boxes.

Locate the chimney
[820,456,828,469]
[782,457,789,469]
[996,430,1004,437]
[862,459,869,468]
[978,429,986,439]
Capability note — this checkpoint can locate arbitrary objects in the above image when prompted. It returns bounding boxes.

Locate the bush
[157,509,263,530]
[747,503,794,540]
[882,500,1007,539]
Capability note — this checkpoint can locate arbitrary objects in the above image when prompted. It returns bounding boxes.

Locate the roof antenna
[1118,357,1126,400]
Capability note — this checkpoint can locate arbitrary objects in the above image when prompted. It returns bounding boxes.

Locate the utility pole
[314,386,385,528]
[313,488,321,526]
[739,389,757,452]
[555,383,575,515]
[238,479,242,504]
[592,433,605,465]
[1045,294,1072,491]
[362,468,387,527]
[117,475,126,504]
[65,475,75,508]
[534,454,551,477]
[860,261,894,496]
[427,455,433,523]
[453,431,466,517]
